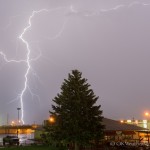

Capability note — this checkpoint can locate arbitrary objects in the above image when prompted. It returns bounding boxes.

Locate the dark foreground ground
[1,143,150,150]
[1,145,61,150]
[2,145,150,150]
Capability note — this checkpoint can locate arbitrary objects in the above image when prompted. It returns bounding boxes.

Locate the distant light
[49,116,55,123]
[11,121,15,126]
[120,120,124,123]
[127,120,131,123]
[143,124,147,128]
[143,120,147,123]
[135,120,138,124]
[145,112,149,116]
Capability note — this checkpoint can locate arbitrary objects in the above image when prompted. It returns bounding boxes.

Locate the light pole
[144,112,149,128]
[17,108,21,137]
[144,112,150,143]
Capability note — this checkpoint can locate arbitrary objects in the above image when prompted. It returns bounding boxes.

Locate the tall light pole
[17,108,21,137]
[144,112,150,129]
[144,112,150,143]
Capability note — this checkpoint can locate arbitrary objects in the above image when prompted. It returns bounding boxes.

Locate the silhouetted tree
[49,70,104,150]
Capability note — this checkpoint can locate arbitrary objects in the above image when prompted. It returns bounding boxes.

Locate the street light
[17,108,21,137]
[120,120,124,123]
[145,112,149,117]
[144,112,150,130]
[49,116,55,123]
[11,121,15,126]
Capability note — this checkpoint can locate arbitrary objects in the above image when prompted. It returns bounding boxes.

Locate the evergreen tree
[49,70,104,149]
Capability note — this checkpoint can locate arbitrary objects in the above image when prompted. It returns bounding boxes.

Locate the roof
[103,118,148,131]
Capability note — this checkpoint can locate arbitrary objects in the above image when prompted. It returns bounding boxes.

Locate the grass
[1,145,63,150]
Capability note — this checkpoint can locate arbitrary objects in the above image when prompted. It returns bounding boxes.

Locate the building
[103,118,150,143]
[42,118,149,143]
[120,119,150,130]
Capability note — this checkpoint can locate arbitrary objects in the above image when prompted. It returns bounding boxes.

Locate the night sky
[0,0,150,124]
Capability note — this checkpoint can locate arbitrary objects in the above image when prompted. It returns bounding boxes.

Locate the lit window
[143,120,147,123]
[127,120,131,123]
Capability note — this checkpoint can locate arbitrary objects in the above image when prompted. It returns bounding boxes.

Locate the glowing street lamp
[144,112,150,130]
[120,120,124,123]
[11,121,15,126]
[145,112,149,117]
[49,116,55,123]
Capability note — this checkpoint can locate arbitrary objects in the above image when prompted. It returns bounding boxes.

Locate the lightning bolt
[68,1,150,17]
[0,7,70,124]
[0,1,149,124]
[18,10,49,124]
[17,8,71,124]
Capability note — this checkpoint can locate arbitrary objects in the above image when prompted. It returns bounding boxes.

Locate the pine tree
[49,70,104,149]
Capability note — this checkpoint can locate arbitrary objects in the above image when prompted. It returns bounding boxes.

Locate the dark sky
[0,0,150,124]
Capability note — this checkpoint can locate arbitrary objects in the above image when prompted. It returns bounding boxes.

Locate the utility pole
[7,113,9,134]
[17,108,21,137]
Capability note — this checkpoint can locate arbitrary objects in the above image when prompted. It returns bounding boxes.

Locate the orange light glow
[49,116,55,123]
[120,120,124,123]
[145,112,149,116]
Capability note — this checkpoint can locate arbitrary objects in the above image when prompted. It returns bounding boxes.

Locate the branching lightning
[68,1,150,17]
[0,7,69,124]
[0,51,25,63]
[0,1,149,124]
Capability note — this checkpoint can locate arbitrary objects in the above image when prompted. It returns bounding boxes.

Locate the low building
[120,119,150,129]
[103,118,149,143]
